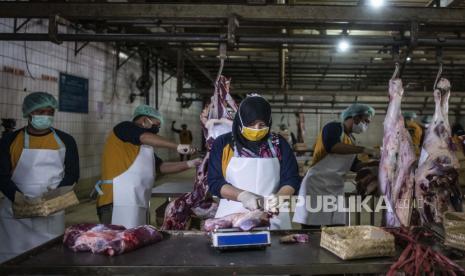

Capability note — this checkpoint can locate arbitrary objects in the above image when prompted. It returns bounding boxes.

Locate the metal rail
[1,3,465,25]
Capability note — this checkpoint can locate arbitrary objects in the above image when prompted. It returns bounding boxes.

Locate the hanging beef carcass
[379,78,416,227]
[162,76,238,230]
[415,78,463,224]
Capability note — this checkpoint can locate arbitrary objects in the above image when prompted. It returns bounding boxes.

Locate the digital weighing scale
[210,227,271,250]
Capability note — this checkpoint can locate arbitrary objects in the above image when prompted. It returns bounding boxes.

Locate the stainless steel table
[152,181,193,198]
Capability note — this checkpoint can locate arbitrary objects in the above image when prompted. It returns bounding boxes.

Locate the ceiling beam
[1,3,465,25]
[182,88,465,97]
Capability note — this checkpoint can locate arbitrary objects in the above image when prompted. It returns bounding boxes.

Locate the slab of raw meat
[379,78,416,227]
[203,210,271,232]
[63,224,162,256]
[162,75,238,230]
[415,78,463,224]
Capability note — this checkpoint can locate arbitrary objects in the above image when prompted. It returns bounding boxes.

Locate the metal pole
[2,33,465,47]
[155,56,159,109]
[176,49,184,99]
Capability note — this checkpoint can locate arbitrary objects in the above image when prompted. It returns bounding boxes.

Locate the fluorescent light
[337,39,350,52]
[406,56,411,62]
[118,51,128,59]
[369,0,384,8]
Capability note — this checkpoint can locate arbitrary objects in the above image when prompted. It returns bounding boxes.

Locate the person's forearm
[140,133,179,149]
[0,179,20,202]
[276,185,295,196]
[220,184,244,201]
[58,143,80,187]
[330,143,364,155]
[159,162,190,174]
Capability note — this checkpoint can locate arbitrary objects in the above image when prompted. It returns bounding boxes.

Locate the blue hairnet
[402,111,417,120]
[340,103,375,121]
[22,92,58,118]
[133,104,164,125]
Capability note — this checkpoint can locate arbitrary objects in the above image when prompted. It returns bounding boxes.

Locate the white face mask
[352,122,368,134]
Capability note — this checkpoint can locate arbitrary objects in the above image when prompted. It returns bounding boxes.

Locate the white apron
[97,145,155,229]
[0,129,66,263]
[214,141,292,230]
[293,128,356,226]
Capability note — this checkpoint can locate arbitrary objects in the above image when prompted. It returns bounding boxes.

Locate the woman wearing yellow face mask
[207,94,301,230]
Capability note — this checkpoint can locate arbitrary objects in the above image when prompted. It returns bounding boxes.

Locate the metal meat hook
[433,63,443,90]
[215,43,227,83]
[391,62,400,80]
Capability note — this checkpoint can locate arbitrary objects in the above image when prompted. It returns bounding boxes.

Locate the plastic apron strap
[94,180,113,196]
[24,128,65,149]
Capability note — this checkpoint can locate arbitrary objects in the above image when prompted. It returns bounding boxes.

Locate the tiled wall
[0,19,203,197]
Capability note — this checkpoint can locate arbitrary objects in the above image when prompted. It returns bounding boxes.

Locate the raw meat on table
[415,78,463,225]
[63,224,162,256]
[162,75,238,230]
[379,78,416,227]
[279,234,310,244]
[203,210,271,232]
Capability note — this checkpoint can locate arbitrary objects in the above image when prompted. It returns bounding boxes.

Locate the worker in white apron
[293,103,378,228]
[208,94,301,230]
[95,104,198,228]
[0,92,79,262]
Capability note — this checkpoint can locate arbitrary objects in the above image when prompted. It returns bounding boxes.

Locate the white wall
[0,19,203,195]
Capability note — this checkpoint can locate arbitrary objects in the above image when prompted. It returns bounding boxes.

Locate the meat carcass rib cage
[415,78,463,225]
[379,78,416,227]
[162,76,238,230]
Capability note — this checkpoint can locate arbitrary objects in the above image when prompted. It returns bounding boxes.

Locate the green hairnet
[340,103,375,121]
[133,104,164,125]
[421,115,433,124]
[402,111,417,120]
[22,92,58,118]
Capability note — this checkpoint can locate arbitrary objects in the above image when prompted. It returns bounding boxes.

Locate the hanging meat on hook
[162,76,238,230]
[379,78,416,227]
[415,78,463,225]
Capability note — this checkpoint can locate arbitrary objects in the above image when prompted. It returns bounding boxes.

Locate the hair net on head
[22,92,58,118]
[133,104,164,125]
[402,111,417,120]
[340,103,375,121]
[421,115,433,124]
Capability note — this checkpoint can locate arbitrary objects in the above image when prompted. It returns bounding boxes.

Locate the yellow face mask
[241,126,269,141]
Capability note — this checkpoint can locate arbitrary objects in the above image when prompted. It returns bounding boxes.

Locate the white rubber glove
[362,147,380,159]
[264,194,279,213]
[186,158,203,168]
[177,144,196,155]
[237,191,262,211]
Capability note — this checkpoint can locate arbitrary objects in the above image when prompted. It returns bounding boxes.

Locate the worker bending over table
[95,105,200,228]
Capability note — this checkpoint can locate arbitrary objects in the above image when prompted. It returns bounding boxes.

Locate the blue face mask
[31,115,54,130]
